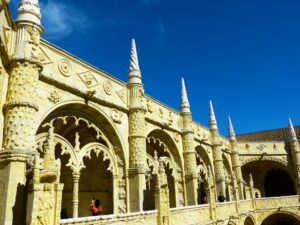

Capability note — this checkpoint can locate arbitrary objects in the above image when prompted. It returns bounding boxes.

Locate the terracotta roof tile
[236,126,300,142]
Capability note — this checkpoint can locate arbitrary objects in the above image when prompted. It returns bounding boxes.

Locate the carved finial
[16,0,42,26]
[249,173,254,188]
[180,78,190,113]
[228,116,236,141]
[128,39,142,84]
[288,118,297,140]
[209,100,218,130]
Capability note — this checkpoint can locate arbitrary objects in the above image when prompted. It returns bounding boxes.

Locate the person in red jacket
[89,198,102,216]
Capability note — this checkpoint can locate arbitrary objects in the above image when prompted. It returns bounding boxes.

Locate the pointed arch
[35,102,128,217]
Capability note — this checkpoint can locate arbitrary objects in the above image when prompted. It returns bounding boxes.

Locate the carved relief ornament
[58,59,72,77]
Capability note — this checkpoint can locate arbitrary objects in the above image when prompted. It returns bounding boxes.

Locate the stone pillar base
[128,167,145,212]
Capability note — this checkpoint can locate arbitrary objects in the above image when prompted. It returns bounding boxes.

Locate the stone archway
[144,129,184,210]
[195,145,212,205]
[261,213,300,225]
[241,160,295,198]
[35,104,127,218]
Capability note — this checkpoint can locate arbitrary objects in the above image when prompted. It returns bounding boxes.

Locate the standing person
[218,192,226,202]
[89,198,103,216]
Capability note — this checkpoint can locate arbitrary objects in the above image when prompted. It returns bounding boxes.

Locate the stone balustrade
[60,196,300,225]
[60,210,158,225]
[254,195,299,210]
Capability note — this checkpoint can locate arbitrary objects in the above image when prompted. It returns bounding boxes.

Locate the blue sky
[10,0,300,136]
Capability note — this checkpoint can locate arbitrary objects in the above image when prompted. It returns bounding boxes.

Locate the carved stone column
[0,1,43,224]
[127,39,147,212]
[0,57,9,149]
[181,112,198,205]
[206,166,216,220]
[72,172,80,218]
[128,104,147,212]
[209,102,226,198]
[180,79,198,206]
[231,149,244,199]
[211,129,226,197]
[156,159,170,225]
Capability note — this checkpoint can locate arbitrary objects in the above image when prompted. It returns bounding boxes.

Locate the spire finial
[228,116,236,141]
[209,100,218,130]
[16,0,41,26]
[180,78,190,113]
[128,39,142,84]
[288,118,297,140]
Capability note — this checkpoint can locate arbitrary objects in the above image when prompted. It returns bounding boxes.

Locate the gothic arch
[81,142,118,175]
[260,211,300,225]
[35,102,127,217]
[195,145,214,204]
[146,129,183,169]
[241,156,288,167]
[195,144,214,176]
[36,101,127,168]
[241,160,295,198]
[145,129,184,209]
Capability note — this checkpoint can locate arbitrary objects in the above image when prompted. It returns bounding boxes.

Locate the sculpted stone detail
[3,61,41,150]
[77,71,98,88]
[129,109,146,136]
[119,190,126,199]
[58,58,72,77]
[43,115,110,147]
[26,27,40,60]
[174,133,180,142]
[37,193,54,225]
[111,108,122,124]
[241,156,288,166]
[118,205,127,214]
[146,100,154,113]
[257,144,267,151]
[103,80,113,95]
[39,47,52,65]
[129,137,146,168]
[159,108,164,119]
[117,89,128,104]
[48,90,61,104]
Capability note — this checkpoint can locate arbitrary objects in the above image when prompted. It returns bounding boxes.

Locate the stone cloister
[0,0,299,224]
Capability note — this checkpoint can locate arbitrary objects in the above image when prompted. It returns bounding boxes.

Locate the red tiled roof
[236,126,300,142]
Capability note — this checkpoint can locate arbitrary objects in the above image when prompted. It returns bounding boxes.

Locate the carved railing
[254,195,299,210]
[239,200,254,213]
[170,204,210,224]
[60,210,158,225]
[216,202,237,218]
[60,196,300,225]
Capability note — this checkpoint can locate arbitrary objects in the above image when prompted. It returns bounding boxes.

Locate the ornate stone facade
[0,1,299,225]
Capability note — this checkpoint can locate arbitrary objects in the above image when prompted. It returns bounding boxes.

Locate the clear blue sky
[10,0,300,136]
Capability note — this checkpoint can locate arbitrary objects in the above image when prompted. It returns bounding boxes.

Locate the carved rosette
[48,90,61,104]
[3,61,41,150]
[103,80,113,95]
[58,59,72,77]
